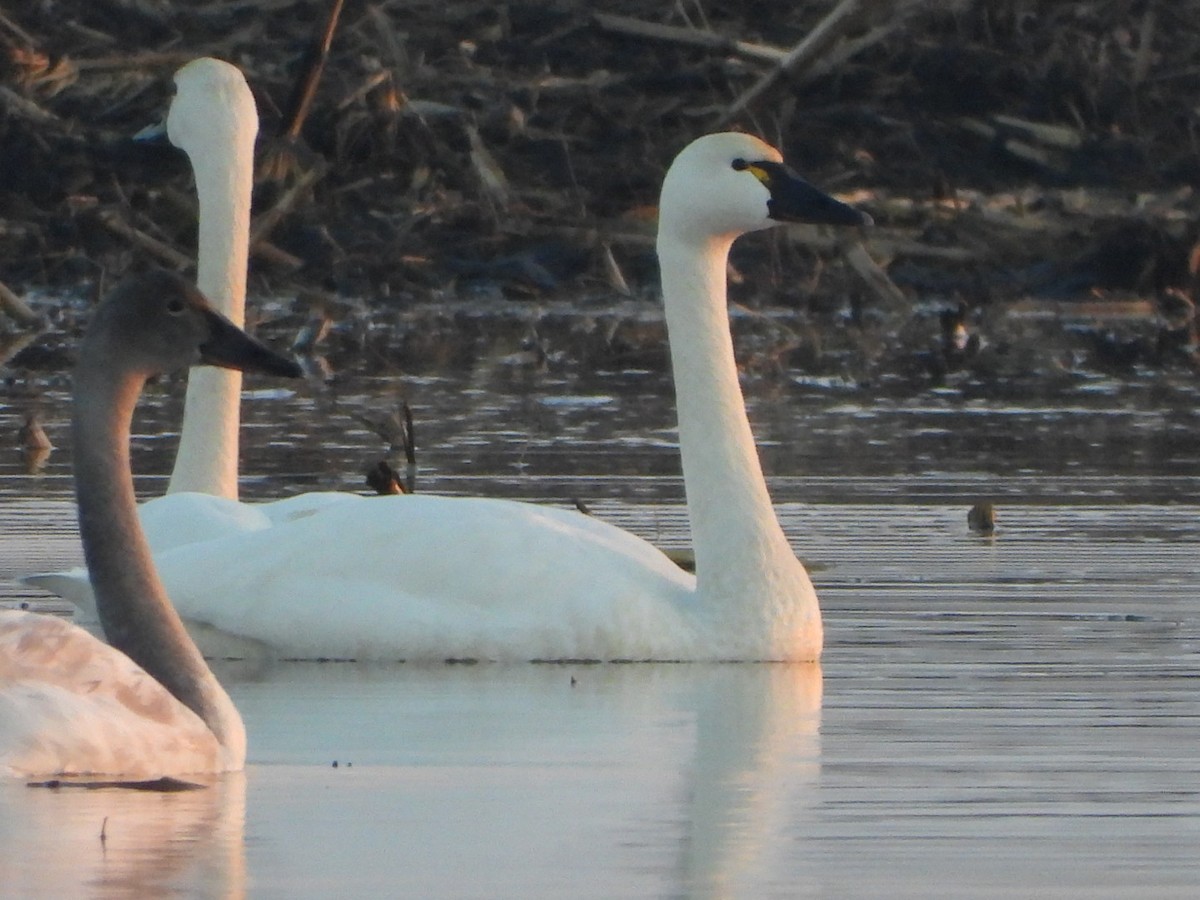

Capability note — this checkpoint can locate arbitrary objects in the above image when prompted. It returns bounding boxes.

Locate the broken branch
[96,209,192,270]
[593,12,785,63]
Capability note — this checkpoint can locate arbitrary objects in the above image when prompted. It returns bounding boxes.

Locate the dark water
[2,353,1200,897]
[6,350,1200,500]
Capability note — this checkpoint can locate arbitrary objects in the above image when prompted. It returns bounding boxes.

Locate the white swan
[142,59,355,541]
[1,270,300,778]
[30,131,868,662]
[166,56,257,498]
[24,58,354,636]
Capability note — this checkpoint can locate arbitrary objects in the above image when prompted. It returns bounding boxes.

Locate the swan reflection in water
[2,655,817,895]
[678,664,822,899]
[0,773,246,897]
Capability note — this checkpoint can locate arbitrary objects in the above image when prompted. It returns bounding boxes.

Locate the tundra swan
[29,131,868,662]
[1,270,299,777]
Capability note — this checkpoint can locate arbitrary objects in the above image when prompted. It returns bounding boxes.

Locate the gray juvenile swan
[0,270,300,778]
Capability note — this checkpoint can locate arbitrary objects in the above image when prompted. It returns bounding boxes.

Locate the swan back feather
[0,610,224,778]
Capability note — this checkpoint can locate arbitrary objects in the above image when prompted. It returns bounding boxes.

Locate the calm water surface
[2,350,1199,897]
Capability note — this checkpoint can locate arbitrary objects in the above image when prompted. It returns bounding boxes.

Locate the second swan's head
[658,132,870,244]
[78,269,302,381]
[166,57,259,161]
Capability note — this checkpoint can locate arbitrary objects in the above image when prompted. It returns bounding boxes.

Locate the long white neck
[658,230,820,656]
[74,365,246,765]
[166,124,254,499]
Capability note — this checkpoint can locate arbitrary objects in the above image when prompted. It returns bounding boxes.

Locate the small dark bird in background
[366,459,405,495]
[17,409,53,474]
[292,308,333,354]
[17,409,52,451]
[1155,288,1198,368]
[968,501,996,536]
[358,402,416,493]
[939,301,981,366]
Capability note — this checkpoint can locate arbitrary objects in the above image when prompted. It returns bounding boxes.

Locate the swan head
[166,57,258,160]
[658,132,869,244]
[79,269,302,381]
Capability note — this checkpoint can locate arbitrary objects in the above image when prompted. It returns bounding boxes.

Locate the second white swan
[29,131,868,662]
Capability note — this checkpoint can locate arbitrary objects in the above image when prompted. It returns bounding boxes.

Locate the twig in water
[0,279,43,327]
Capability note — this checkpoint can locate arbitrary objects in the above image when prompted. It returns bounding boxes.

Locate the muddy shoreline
[1,1,1198,384]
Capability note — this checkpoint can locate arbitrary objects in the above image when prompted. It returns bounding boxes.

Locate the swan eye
[733,158,772,186]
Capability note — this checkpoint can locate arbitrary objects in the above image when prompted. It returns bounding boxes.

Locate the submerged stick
[27,776,205,792]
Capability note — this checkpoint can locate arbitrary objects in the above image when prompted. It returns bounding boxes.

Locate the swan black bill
[199,308,303,379]
[752,161,872,228]
[133,117,168,143]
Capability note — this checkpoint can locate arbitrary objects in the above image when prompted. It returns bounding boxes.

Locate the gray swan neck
[72,358,241,751]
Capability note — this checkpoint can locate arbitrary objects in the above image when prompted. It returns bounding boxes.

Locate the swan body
[121,495,697,661]
[28,131,868,662]
[0,611,227,778]
[2,271,299,777]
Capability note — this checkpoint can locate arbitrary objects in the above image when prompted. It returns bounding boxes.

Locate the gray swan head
[78,268,302,381]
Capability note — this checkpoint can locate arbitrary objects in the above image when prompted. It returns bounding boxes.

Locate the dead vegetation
[0,0,1198,380]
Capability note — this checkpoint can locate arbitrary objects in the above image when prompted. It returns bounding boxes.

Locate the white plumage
[25,58,869,662]
[0,610,223,778]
